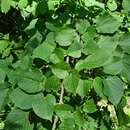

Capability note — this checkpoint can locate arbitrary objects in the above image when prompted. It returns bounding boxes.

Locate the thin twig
[52,82,64,130]
[52,57,69,130]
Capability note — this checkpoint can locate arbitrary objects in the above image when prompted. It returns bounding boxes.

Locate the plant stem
[52,56,69,130]
[52,82,64,130]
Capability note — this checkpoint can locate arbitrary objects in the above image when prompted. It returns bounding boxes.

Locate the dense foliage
[0,0,130,129]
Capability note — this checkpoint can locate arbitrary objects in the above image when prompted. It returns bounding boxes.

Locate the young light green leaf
[18,0,28,9]
[122,0,130,13]
[107,0,117,11]
[1,0,11,13]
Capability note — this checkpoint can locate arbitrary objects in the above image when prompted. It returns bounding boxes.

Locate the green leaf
[17,69,45,93]
[5,108,33,130]
[10,88,39,110]
[83,99,97,113]
[32,95,54,121]
[81,27,96,42]
[75,19,90,34]
[121,54,130,82]
[45,75,61,92]
[67,42,81,58]
[75,49,110,71]
[74,110,84,127]
[55,28,76,46]
[50,48,64,64]
[84,0,105,8]
[58,118,75,130]
[0,68,6,83]
[103,60,123,75]
[55,104,74,112]
[97,36,118,52]
[82,40,100,55]
[33,41,55,62]
[107,0,117,11]
[119,33,130,54]
[1,0,11,13]
[0,83,10,111]
[63,71,79,93]
[36,0,48,16]
[103,76,124,107]
[18,0,28,9]
[51,62,70,79]
[76,79,91,97]
[96,13,123,33]
[122,0,130,13]
[0,40,9,53]
[93,77,105,98]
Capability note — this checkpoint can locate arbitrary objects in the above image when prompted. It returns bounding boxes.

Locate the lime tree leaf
[0,83,10,111]
[67,42,81,58]
[107,0,117,11]
[51,62,70,79]
[32,95,54,121]
[17,69,45,93]
[84,0,105,9]
[0,68,6,83]
[10,88,39,110]
[58,118,75,130]
[5,108,33,130]
[33,41,55,62]
[55,28,76,46]
[63,71,80,93]
[121,54,130,82]
[55,104,74,112]
[45,75,61,92]
[103,76,124,107]
[122,0,130,13]
[1,0,11,13]
[97,36,118,52]
[25,31,43,53]
[36,0,48,16]
[96,13,123,33]
[75,19,90,34]
[0,40,9,53]
[93,77,105,98]
[83,99,97,113]
[75,49,110,71]
[119,33,130,54]
[76,79,91,97]
[82,40,100,55]
[83,117,98,130]
[74,110,84,127]
[50,48,64,64]
[81,27,96,42]
[103,60,123,75]
[18,0,28,9]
